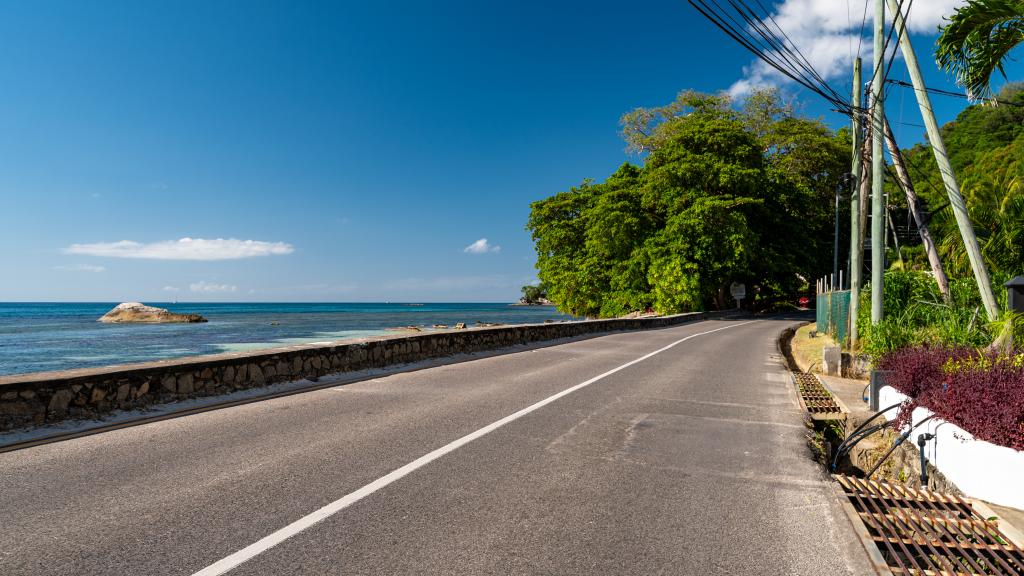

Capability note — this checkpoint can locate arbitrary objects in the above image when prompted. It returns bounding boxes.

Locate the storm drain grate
[834,474,1024,575]
[793,372,843,417]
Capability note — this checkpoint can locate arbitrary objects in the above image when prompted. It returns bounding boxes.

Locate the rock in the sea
[98,302,207,324]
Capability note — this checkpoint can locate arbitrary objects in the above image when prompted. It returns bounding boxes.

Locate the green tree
[528,89,850,317]
[936,0,1024,100]
[520,283,548,304]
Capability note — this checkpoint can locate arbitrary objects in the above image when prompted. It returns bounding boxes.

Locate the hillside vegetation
[900,83,1024,278]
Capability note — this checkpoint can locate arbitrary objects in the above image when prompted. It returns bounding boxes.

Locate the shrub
[879,346,1024,452]
[858,270,996,359]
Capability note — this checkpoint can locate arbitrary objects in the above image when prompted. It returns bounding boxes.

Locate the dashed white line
[190,320,755,576]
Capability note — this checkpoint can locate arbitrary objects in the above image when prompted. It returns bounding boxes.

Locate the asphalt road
[0,318,874,575]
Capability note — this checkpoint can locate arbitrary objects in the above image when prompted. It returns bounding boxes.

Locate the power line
[686,0,857,115]
[856,0,869,60]
[886,79,1024,107]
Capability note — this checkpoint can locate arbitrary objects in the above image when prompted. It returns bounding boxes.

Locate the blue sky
[1,0,1020,302]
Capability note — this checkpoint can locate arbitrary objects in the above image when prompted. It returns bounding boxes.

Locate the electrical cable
[865,414,936,478]
[886,79,1024,107]
[830,402,902,471]
[685,0,858,115]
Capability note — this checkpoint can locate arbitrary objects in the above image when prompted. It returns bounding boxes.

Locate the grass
[790,323,838,374]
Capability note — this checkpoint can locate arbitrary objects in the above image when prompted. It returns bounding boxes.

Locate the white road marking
[191,320,755,576]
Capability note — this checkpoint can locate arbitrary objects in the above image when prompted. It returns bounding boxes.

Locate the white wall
[878,386,1024,509]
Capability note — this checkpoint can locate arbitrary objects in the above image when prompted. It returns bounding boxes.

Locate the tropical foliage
[936,0,1024,100]
[856,270,1000,358]
[898,84,1024,279]
[519,283,549,304]
[527,89,849,317]
[880,345,1024,451]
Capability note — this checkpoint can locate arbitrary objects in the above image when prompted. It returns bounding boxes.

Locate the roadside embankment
[0,310,734,432]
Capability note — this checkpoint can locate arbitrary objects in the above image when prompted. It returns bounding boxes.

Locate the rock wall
[0,311,733,432]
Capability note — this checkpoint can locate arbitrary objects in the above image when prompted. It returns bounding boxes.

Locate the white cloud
[53,264,106,273]
[162,286,181,292]
[65,238,294,260]
[190,281,238,293]
[727,0,965,98]
[463,238,501,254]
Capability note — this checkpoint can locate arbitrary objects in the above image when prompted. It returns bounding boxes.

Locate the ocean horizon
[0,302,577,377]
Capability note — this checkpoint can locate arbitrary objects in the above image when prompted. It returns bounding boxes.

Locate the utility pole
[882,118,951,300]
[834,181,841,286]
[849,57,863,346]
[886,0,999,321]
[871,0,885,324]
[887,206,903,265]
[859,103,871,282]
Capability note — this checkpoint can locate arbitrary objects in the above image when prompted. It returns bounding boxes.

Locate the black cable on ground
[831,403,902,471]
[865,415,935,479]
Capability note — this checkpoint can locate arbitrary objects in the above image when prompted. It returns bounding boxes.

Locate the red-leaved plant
[878,346,1024,452]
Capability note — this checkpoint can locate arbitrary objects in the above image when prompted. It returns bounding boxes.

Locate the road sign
[730,282,746,300]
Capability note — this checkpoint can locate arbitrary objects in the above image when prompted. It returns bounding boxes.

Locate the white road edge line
[191,319,755,576]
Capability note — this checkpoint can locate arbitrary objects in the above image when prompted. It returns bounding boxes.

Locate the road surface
[0,317,874,575]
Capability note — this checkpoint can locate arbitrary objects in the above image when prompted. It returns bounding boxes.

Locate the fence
[817,289,851,346]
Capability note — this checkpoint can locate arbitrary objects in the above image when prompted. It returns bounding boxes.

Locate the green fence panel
[816,290,851,346]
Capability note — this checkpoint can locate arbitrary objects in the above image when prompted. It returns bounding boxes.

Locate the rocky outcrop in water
[98,302,207,324]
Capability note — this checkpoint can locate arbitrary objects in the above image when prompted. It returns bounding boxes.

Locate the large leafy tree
[936,0,1024,100]
[527,89,850,317]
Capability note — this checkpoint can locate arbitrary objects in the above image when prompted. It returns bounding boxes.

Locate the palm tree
[936,0,1024,100]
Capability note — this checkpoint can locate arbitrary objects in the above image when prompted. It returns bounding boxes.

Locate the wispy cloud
[728,0,964,98]
[53,264,106,273]
[163,286,181,292]
[190,281,238,293]
[463,238,500,254]
[65,238,294,260]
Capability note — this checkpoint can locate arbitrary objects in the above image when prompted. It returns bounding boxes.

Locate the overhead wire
[749,0,848,104]
[886,79,1024,107]
[686,0,858,115]
[856,0,869,59]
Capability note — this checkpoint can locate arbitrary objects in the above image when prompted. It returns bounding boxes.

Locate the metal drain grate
[793,372,843,418]
[834,474,1024,575]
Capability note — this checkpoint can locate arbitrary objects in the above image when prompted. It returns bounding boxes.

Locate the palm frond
[936,0,1024,100]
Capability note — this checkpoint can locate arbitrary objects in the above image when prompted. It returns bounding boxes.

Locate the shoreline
[0,310,731,434]
[0,302,577,377]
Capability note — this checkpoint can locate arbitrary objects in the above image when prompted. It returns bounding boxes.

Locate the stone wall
[0,311,733,432]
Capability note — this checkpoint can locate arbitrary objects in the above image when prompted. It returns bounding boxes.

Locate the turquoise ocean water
[0,303,577,377]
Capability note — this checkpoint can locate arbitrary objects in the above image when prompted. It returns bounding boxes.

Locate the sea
[0,302,578,377]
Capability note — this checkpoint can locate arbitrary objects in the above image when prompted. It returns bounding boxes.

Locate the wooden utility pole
[858,109,872,289]
[886,0,999,321]
[871,0,885,324]
[849,58,863,346]
[887,206,903,266]
[882,118,951,300]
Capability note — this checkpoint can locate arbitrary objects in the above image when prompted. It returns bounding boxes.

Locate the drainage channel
[793,372,845,420]
[834,474,1024,575]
